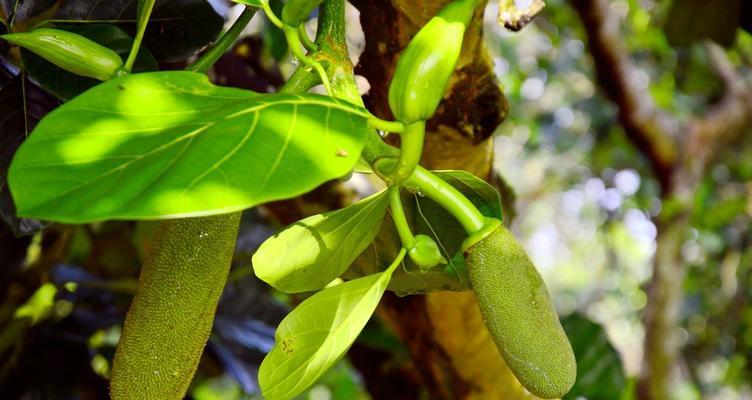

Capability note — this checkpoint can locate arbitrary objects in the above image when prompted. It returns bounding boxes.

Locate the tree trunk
[638,212,688,400]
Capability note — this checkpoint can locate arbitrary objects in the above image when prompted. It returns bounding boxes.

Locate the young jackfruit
[465,226,576,399]
[110,214,240,400]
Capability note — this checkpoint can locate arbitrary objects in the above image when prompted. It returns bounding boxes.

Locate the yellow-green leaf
[253,190,389,293]
[259,254,402,400]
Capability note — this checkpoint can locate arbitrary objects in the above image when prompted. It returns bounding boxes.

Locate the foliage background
[0,0,750,399]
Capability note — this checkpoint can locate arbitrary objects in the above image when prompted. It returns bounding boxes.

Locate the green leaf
[54,0,224,63]
[8,71,371,222]
[22,24,158,100]
[353,157,373,173]
[14,282,57,325]
[259,259,400,400]
[345,170,502,295]
[0,66,58,235]
[253,190,389,293]
[562,313,627,400]
[435,170,503,219]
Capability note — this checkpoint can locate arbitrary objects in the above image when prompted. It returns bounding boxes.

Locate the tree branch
[569,0,678,191]
[682,42,752,182]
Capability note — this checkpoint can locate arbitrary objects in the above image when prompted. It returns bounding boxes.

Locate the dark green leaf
[562,313,627,400]
[259,265,397,400]
[8,71,372,222]
[345,170,503,295]
[0,0,54,25]
[22,24,158,100]
[54,0,223,62]
[253,190,389,293]
[0,64,57,235]
[664,0,741,47]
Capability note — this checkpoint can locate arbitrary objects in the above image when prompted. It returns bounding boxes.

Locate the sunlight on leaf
[259,250,405,400]
[253,190,389,293]
[8,71,372,222]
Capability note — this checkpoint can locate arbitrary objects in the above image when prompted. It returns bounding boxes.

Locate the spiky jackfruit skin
[465,226,576,399]
[110,214,240,400]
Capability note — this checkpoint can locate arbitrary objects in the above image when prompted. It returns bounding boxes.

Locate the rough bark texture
[350,1,533,398]
[570,0,752,398]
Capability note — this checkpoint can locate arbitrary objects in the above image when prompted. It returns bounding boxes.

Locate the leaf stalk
[187,6,258,73]
[124,0,156,72]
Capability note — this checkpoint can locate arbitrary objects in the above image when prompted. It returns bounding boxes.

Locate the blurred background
[1,0,751,399]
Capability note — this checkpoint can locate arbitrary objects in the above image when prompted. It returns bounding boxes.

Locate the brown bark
[570,0,752,398]
[569,0,677,191]
[351,1,532,398]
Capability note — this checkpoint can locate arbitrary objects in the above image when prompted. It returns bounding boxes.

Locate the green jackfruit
[110,214,240,400]
[465,226,576,399]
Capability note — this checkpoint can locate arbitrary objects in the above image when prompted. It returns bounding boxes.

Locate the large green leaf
[345,170,502,295]
[562,313,627,400]
[8,71,371,222]
[259,262,398,400]
[253,190,389,293]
